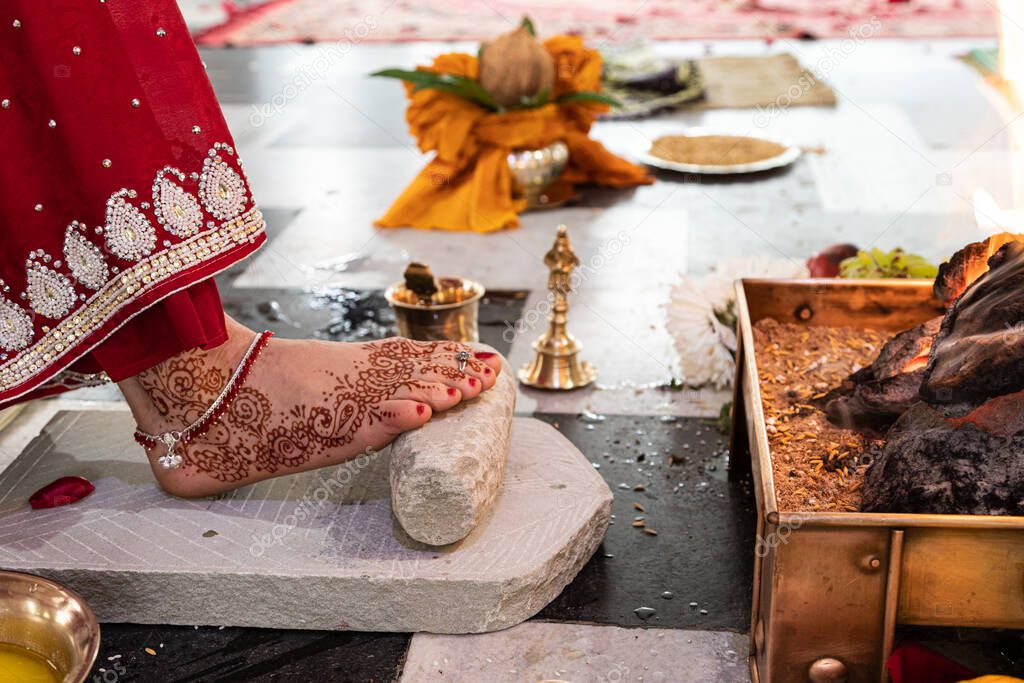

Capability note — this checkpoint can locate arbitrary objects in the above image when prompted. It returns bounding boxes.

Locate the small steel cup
[385,278,484,342]
[0,570,100,683]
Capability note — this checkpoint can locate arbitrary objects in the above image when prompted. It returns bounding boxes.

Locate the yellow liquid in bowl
[0,642,62,683]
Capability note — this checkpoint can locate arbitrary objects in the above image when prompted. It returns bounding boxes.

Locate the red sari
[0,1,265,407]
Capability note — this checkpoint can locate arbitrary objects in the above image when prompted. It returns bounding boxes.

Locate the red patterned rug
[196,0,998,47]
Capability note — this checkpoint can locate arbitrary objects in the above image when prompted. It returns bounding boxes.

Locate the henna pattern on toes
[137,337,482,483]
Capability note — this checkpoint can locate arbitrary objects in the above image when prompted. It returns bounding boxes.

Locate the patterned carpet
[196,0,998,47]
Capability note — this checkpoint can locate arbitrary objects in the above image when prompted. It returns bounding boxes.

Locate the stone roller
[389,358,516,546]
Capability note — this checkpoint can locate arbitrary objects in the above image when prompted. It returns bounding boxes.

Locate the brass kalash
[518,225,597,390]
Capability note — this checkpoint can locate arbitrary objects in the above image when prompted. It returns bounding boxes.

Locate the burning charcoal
[933,231,1024,304]
[856,238,1024,515]
[922,241,1024,408]
[944,389,1024,437]
[823,317,941,430]
[861,403,1024,516]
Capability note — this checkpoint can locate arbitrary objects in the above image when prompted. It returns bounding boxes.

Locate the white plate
[639,130,801,175]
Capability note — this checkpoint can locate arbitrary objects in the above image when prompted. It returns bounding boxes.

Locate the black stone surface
[533,414,756,632]
[218,286,527,355]
[89,624,409,682]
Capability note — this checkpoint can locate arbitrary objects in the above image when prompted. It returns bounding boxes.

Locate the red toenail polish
[474,352,496,359]
[484,368,492,375]
[469,378,477,387]
[417,404,426,415]
[447,387,457,396]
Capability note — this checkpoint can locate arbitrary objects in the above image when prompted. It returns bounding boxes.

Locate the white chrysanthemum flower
[666,277,736,389]
[666,256,808,389]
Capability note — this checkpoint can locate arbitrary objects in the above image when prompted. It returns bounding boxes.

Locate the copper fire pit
[731,278,1024,683]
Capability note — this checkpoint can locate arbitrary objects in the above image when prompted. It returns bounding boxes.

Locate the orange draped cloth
[375,36,652,233]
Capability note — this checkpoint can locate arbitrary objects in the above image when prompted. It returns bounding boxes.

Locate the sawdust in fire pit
[649,134,788,166]
[752,318,891,512]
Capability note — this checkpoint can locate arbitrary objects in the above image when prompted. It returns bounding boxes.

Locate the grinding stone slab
[0,411,611,633]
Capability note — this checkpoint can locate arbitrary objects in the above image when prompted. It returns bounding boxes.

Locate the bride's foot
[118,317,503,497]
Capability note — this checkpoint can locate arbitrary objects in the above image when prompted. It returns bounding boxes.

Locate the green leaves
[520,16,537,36]
[370,68,501,111]
[839,248,939,279]
[713,299,737,331]
[711,401,733,436]
[555,91,622,107]
[372,36,621,113]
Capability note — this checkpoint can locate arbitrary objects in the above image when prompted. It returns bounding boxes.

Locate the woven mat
[196,0,997,47]
[695,53,836,110]
[604,53,835,119]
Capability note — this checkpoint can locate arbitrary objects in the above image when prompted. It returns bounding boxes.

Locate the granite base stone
[0,411,612,633]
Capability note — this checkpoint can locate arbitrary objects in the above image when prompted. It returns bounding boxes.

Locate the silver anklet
[133,330,273,470]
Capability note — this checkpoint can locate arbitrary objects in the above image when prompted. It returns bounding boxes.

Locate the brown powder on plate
[752,318,891,513]
[650,134,788,166]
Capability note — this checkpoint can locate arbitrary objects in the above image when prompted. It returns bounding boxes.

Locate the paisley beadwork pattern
[103,189,157,261]
[153,167,203,238]
[0,142,264,399]
[63,222,108,290]
[199,144,247,221]
[0,298,33,353]
[2,207,264,394]
[26,262,76,319]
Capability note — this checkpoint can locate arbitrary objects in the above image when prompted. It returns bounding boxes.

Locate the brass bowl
[507,140,569,209]
[385,278,484,342]
[0,571,100,682]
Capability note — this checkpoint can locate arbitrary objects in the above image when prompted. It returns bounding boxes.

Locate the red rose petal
[29,476,95,510]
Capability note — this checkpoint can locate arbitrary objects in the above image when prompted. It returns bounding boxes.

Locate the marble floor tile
[400,622,749,683]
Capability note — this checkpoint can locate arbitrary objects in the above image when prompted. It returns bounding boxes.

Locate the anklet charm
[134,330,273,470]
[156,432,183,470]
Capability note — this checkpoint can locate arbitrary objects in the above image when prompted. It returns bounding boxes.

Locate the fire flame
[901,351,931,373]
[934,231,1024,304]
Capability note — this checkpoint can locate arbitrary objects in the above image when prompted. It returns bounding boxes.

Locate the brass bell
[518,225,596,390]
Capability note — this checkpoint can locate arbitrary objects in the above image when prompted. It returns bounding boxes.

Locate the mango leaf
[555,91,622,108]
[371,69,500,111]
[371,68,440,85]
